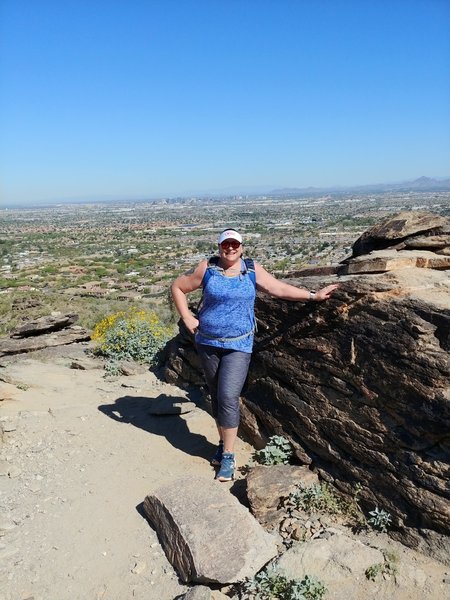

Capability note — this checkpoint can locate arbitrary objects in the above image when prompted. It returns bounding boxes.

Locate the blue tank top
[195,262,256,353]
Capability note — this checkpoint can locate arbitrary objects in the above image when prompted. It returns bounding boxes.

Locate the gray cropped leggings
[197,344,252,429]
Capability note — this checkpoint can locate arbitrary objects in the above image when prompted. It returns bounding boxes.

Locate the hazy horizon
[2,174,449,210]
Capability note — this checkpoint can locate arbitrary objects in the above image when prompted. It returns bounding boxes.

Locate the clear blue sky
[1,0,449,205]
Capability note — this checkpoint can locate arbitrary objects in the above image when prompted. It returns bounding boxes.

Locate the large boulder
[246,465,319,529]
[143,476,278,584]
[245,272,450,563]
[276,532,449,600]
[351,211,449,257]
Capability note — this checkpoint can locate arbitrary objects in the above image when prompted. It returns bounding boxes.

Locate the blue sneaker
[216,452,235,482]
[210,441,224,466]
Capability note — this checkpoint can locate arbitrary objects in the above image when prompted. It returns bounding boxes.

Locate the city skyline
[1,0,449,205]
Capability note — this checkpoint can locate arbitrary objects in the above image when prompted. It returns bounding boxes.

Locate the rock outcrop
[0,313,90,357]
[164,211,450,564]
[350,211,450,257]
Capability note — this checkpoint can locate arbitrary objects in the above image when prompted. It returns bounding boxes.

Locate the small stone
[148,399,197,415]
[131,560,146,574]
[291,523,305,541]
[118,360,147,376]
[2,421,17,432]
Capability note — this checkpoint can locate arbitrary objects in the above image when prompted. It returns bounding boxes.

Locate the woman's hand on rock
[315,284,340,301]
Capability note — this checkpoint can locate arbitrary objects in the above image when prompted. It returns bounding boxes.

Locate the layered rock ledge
[0,313,90,357]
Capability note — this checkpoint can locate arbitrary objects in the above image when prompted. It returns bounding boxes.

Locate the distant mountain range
[270,176,450,196]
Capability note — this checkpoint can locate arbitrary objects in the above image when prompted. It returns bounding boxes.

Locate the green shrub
[367,507,392,533]
[284,482,365,525]
[253,435,293,465]
[365,549,398,581]
[241,564,327,599]
[92,308,174,367]
[287,482,341,515]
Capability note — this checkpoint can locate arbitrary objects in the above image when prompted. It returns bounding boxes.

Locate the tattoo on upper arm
[183,267,195,276]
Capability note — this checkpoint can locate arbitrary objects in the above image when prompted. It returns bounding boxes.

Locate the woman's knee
[217,394,240,428]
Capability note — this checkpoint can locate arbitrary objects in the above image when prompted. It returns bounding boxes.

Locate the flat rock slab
[143,476,278,584]
[148,398,197,415]
[10,313,79,337]
[404,234,450,249]
[0,328,91,357]
[346,249,450,274]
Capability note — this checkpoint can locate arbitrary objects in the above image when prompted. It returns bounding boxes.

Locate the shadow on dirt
[99,388,250,506]
[98,389,217,462]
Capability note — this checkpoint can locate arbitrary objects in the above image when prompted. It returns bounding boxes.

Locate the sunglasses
[220,240,241,250]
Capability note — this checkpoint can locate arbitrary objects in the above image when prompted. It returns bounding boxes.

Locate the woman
[171,228,339,481]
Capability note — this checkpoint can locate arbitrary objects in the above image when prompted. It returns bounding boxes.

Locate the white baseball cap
[218,229,243,244]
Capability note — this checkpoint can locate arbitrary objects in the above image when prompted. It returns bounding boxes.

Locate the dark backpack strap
[202,256,220,289]
[243,258,256,288]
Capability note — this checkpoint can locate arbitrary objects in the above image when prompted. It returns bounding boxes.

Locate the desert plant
[287,482,341,515]
[365,563,384,581]
[92,307,174,367]
[367,507,392,533]
[283,481,366,527]
[290,575,327,599]
[253,435,293,465]
[365,549,398,581]
[240,564,327,599]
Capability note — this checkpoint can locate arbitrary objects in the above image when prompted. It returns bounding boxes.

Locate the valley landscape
[1,185,448,334]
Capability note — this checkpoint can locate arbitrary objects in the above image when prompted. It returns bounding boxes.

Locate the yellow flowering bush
[92,308,174,366]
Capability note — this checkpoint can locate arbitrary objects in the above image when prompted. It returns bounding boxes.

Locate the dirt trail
[0,344,253,600]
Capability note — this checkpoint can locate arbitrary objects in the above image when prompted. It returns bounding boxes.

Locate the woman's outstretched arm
[255,263,339,301]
